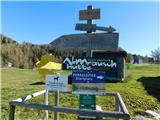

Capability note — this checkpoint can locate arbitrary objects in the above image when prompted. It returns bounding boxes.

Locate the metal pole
[123,58,126,80]
[115,96,120,120]
[9,104,15,120]
[43,90,48,120]
[116,93,129,115]
[54,91,59,120]
[115,96,120,112]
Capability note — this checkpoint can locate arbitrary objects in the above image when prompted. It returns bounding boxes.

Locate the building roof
[50,32,127,57]
[50,33,119,51]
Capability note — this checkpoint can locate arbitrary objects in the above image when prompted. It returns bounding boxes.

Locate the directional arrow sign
[72,71,106,83]
[75,23,96,32]
[97,75,104,79]
[72,71,106,94]
[75,23,116,33]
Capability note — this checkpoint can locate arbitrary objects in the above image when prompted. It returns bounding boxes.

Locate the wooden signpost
[75,23,116,32]
[75,5,112,119]
[76,5,115,33]
[79,8,100,20]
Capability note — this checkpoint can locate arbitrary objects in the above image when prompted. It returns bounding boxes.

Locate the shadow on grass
[137,76,160,101]
[29,82,45,85]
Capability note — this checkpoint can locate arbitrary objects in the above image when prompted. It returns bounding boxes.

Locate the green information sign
[79,94,96,110]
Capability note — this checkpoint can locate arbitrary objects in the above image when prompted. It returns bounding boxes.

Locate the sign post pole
[81,6,97,119]
[45,74,68,120]
[54,91,59,120]
[43,90,48,120]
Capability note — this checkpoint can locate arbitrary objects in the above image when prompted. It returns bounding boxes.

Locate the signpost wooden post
[76,5,115,34]
[78,5,104,36]
[77,5,104,119]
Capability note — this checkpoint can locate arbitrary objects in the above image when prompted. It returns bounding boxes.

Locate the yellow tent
[36,54,53,68]
[39,62,61,70]
[35,54,62,81]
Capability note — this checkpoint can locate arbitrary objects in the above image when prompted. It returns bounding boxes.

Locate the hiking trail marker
[76,5,116,33]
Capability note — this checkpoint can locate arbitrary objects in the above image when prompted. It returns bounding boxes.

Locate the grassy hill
[0,34,62,69]
[1,64,160,119]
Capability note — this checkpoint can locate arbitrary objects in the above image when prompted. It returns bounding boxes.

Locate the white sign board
[45,75,68,92]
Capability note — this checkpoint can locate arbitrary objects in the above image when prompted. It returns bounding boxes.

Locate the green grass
[1,64,160,119]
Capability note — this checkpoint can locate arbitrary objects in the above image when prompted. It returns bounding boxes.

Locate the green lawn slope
[1,64,160,119]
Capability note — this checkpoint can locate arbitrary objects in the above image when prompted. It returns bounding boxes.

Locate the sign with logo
[79,95,96,110]
[45,75,68,92]
[63,57,120,79]
[62,57,117,71]
[72,71,105,94]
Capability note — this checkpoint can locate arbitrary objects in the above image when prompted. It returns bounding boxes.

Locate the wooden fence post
[9,104,15,120]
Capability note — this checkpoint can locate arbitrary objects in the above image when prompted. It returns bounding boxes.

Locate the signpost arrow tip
[97,76,104,79]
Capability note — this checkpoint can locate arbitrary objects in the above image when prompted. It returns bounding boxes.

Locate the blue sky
[1,1,159,56]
